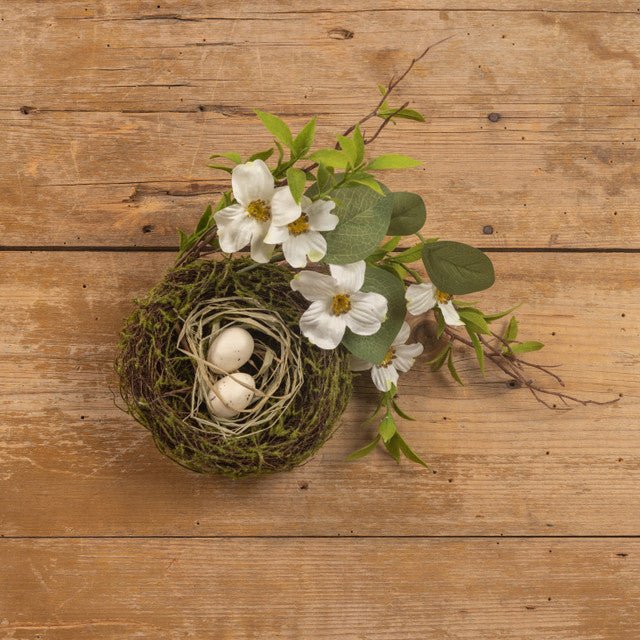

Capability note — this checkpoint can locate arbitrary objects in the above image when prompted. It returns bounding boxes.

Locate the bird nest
[115,257,353,477]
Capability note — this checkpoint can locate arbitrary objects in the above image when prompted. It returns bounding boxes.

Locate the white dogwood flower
[351,322,424,392]
[405,282,464,326]
[264,196,338,268]
[213,159,300,263]
[291,261,388,349]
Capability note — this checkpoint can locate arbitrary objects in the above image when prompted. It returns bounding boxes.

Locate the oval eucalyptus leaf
[422,241,495,295]
[342,264,407,363]
[323,186,394,264]
[387,192,426,235]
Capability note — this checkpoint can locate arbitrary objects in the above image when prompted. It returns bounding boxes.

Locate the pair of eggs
[206,326,257,419]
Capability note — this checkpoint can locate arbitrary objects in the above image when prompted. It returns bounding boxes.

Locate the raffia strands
[115,258,353,477]
[178,297,304,438]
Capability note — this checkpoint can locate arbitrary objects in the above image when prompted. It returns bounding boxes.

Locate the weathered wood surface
[1,251,636,537]
[1,3,639,248]
[2,539,639,639]
[2,1,640,637]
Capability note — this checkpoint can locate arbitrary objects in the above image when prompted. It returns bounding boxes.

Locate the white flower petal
[406,283,437,316]
[249,228,275,263]
[299,300,346,349]
[303,231,327,264]
[329,261,366,293]
[345,291,387,336]
[371,365,399,392]
[393,342,424,372]
[306,199,339,231]
[282,235,313,269]
[231,159,274,206]
[350,356,373,372]
[263,223,290,244]
[290,271,338,301]
[214,206,253,253]
[440,301,464,326]
[392,321,411,346]
[271,186,302,226]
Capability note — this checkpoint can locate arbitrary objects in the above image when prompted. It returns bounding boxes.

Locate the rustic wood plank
[2,538,639,639]
[0,251,637,536]
[1,6,638,247]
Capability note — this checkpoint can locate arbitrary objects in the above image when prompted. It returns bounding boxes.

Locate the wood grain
[1,4,639,247]
[1,251,637,536]
[2,538,639,639]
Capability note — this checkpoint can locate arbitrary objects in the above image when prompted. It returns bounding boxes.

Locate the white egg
[208,373,256,419]
[207,326,255,373]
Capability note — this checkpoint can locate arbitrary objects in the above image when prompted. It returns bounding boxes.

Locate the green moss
[115,258,353,477]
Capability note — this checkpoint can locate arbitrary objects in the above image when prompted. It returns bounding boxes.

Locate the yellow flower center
[380,347,396,367]
[246,199,271,222]
[330,293,352,316]
[287,213,310,236]
[436,289,453,304]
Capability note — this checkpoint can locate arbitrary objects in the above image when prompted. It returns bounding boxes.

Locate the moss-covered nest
[115,257,353,477]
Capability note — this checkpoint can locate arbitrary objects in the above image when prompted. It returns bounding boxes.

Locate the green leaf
[213,191,232,213]
[209,151,243,164]
[510,341,544,354]
[367,154,422,170]
[378,414,397,442]
[309,148,350,170]
[427,344,450,371]
[353,125,365,166]
[255,110,294,149]
[392,244,424,264]
[396,434,430,468]
[274,140,285,166]
[392,400,415,421]
[484,303,522,323]
[208,164,233,174]
[435,307,446,339]
[387,192,427,236]
[377,107,426,123]
[381,236,401,252]
[178,229,189,252]
[350,174,385,195]
[458,308,491,335]
[249,148,274,162]
[337,134,358,166]
[346,435,381,461]
[342,264,407,364]
[323,186,393,264]
[194,204,213,235]
[468,331,485,375]
[447,350,464,385]
[422,241,495,295]
[293,117,316,157]
[285,167,306,204]
[384,433,401,462]
[504,316,519,343]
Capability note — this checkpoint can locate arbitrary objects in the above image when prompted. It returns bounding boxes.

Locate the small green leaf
[213,191,232,212]
[435,307,446,339]
[337,134,358,166]
[381,236,401,252]
[422,241,495,295]
[285,167,306,204]
[350,174,385,195]
[510,341,544,354]
[504,316,519,343]
[427,344,451,371]
[387,192,427,236]
[396,434,430,468]
[293,117,316,157]
[468,331,485,375]
[208,164,233,174]
[194,204,213,235]
[392,400,415,421]
[249,148,275,162]
[447,350,464,385]
[209,151,243,164]
[274,140,285,166]
[378,414,397,442]
[392,244,424,264]
[367,154,422,170]
[178,229,189,252]
[309,148,350,170]
[384,433,401,462]
[255,110,294,148]
[353,125,365,166]
[458,308,491,335]
[346,435,381,461]
[484,303,522,323]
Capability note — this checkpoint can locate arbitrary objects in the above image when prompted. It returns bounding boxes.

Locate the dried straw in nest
[115,257,353,477]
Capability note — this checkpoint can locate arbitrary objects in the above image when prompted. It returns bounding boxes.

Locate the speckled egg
[207,326,255,373]
[208,373,256,419]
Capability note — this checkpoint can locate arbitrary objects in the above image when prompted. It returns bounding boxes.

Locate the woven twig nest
[115,258,353,477]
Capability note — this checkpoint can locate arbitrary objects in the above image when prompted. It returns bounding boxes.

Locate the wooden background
[1,1,639,638]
